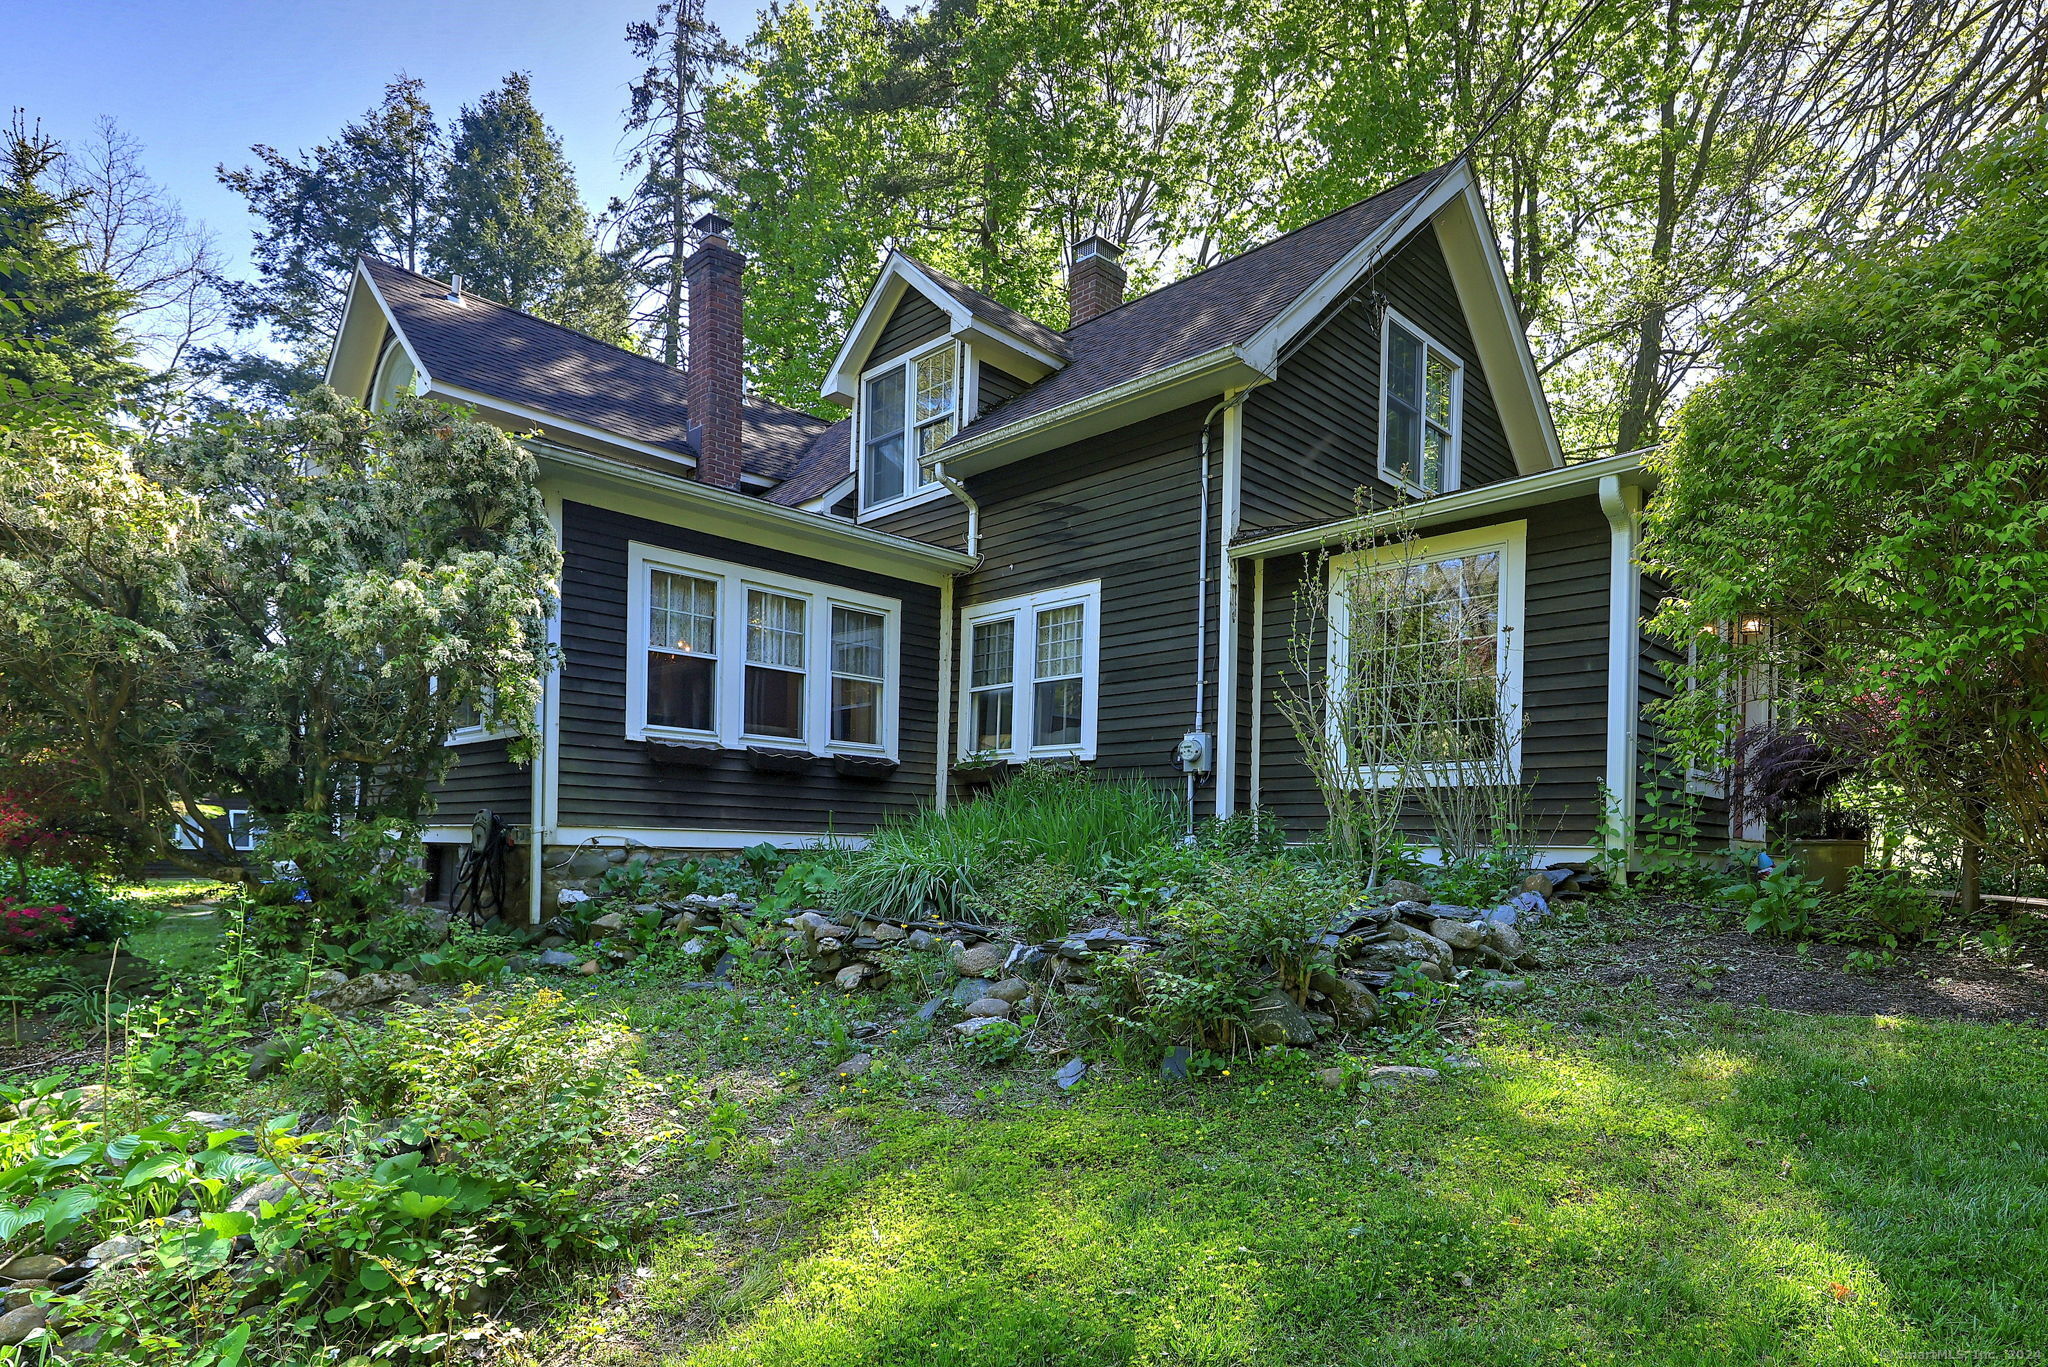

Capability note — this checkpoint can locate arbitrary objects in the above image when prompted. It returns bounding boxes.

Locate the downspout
[527,493,564,926]
[1599,474,1643,883]
[1191,386,1258,837]
[930,460,982,810]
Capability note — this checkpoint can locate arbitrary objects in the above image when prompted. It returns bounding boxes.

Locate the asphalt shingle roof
[957,166,1448,441]
[360,256,827,482]
[763,420,852,507]
[766,166,1450,501]
[896,253,1069,360]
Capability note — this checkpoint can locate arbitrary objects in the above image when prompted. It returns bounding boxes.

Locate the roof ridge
[357,253,828,428]
[1057,163,1455,336]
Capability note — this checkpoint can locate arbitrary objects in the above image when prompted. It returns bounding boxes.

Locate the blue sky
[5,0,763,279]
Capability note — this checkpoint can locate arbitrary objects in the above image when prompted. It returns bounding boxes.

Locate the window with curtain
[830,606,886,745]
[961,583,1100,761]
[744,590,806,739]
[648,570,718,732]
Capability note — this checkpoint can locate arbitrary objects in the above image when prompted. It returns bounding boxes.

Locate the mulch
[1579,925,2048,1024]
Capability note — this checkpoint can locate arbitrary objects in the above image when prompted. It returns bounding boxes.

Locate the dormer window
[861,341,958,511]
[1378,310,1461,495]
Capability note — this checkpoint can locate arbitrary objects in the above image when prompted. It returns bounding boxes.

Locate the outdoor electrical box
[1175,731,1214,775]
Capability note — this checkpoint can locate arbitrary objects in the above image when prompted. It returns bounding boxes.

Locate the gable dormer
[822,253,1066,516]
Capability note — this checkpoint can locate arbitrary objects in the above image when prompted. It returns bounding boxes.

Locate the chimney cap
[1073,235,1123,262]
[693,211,734,242]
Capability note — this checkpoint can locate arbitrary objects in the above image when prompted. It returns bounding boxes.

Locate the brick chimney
[1067,235,1126,327]
[685,212,745,490]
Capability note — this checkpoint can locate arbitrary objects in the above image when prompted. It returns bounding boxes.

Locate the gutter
[535,443,977,576]
[1229,449,1651,561]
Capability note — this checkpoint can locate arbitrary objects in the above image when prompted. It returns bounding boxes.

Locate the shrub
[253,815,423,934]
[839,763,1183,919]
[958,1017,1026,1067]
[966,856,1098,941]
[3,861,137,944]
[1083,860,1352,1058]
[1724,871,1825,938]
[1838,868,1940,942]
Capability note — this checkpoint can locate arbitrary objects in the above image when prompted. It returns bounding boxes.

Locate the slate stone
[950,977,994,1005]
[915,994,948,1022]
[1246,989,1318,1046]
[1367,1065,1440,1089]
[1160,1046,1193,1081]
[1054,1058,1088,1090]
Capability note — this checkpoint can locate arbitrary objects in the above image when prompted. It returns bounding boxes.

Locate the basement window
[1379,310,1461,495]
[860,341,958,511]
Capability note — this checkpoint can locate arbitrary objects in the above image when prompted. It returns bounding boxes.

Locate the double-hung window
[627,544,900,757]
[1328,523,1524,785]
[860,342,958,511]
[1379,310,1461,495]
[960,582,1101,762]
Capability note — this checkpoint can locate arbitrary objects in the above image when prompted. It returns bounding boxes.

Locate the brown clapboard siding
[1246,494,1612,848]
[975,361,1031,419]
[1238,225,1519,536]
[552,500,941,834]
[428,741,530,827]
[865,495,970,553]
[961,403,1222,788]
[870,292,949,368]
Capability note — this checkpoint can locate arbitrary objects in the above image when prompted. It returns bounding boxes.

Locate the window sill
[745,746,816,775]
[642,737,726,767]
[834,754,899,781]
[445,729,515,747]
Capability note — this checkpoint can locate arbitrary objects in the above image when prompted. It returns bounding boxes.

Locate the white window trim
[437,678,516,747]
[958,580,1103,763]
[1327,520,1526,788]
[1377,306,1464,497]
[857,339,963,517]
[624,542,902,759]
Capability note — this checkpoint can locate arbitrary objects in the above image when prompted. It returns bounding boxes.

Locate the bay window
[1379,311,1461,495]
[626,544,900,756]
[1328,523,1525,785]
[861,342,958,511]
[961,582,1101,762]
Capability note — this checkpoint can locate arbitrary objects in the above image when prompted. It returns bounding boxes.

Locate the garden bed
[1582,918,2048,1023]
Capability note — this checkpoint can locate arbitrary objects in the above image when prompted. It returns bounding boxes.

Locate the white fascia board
[536,444,976,584]
[956,318,1064,376]
[1434,177,1566,474]
[350,264,433,394]
[936,349,1265,477]
[1236,166,1473,375]
[821,253,972,404]
[1229,449,1651,561]
[429,379,699,474]
[798,475,857,514]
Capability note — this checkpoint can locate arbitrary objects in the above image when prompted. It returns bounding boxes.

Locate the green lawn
[632,1006,2046,1367]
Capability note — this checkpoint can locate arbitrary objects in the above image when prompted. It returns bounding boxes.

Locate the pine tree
[607,0,739,368]
[216,77,444,356]
[0,114,143,413]
[432,73,631,344]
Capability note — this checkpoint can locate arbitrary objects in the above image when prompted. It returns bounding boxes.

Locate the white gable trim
[326,263,433,402]
[821,252,1063,405]
[1240,163,1561,476]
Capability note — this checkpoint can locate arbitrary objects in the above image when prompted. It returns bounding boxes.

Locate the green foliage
[758,859,841,916]
[1646,123,2048,875]
[1422,847,1529,908]
[1836,869,1941,944]
[0,116,144,413]
[434,73,631,342]
[967,856,1099,942]
[958,1017,1026,1068]
[1723,872,1826,940]
[8,860,139,943]
[1084,860,1351,1058]
[838,764,1182,920]
[255,817,423,937]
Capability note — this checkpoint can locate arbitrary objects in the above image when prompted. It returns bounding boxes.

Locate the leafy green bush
[1083,860,1351,1058]
[1724,871,1825,938]
[4,861,138,944]
[254,815,423,934]
[967,856,1098,941]
[1838,868,1940,942]
[958,1017,1026,1067]
[839,764,1183,919]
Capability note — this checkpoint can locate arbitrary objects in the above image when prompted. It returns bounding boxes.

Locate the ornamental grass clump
[837,763,1183,920]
